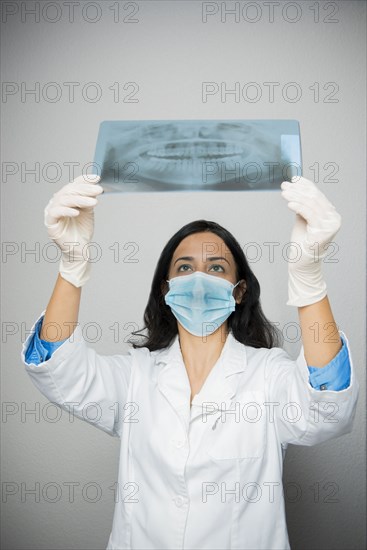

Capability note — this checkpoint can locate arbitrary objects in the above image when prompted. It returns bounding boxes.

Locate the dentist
[21,174,359,550]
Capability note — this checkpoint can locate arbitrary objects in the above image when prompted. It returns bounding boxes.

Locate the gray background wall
[1,1,366,548]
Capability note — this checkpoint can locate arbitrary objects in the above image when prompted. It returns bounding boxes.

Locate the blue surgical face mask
[164,271,241,337]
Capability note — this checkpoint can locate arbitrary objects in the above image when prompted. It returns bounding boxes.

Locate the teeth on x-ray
[92,120,302,193]
[144,142,244,158]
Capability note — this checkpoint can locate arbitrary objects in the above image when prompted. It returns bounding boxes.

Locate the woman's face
[166,232,246,303]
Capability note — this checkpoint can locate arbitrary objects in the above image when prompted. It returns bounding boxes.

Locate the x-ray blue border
[92,119,302,193]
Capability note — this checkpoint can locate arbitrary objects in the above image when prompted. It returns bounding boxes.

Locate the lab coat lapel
[154,332,247,426]
[190,332,247,422]
[155,335,192,431]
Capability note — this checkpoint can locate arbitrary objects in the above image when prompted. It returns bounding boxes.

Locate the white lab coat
[21,310,359,550]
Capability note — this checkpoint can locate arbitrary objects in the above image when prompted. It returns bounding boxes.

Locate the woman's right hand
[44,174,104,288]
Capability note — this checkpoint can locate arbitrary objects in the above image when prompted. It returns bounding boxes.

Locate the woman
[22,174,359,550]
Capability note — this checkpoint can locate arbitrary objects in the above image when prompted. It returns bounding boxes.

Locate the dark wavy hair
[130,220,282,351]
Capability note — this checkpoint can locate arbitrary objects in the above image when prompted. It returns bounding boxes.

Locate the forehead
[172,232,233,261]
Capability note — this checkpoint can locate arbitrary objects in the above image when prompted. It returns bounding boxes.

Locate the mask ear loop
[233,280,246,303]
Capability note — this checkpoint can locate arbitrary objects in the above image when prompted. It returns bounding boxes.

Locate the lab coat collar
[155,330,246,372]
[154,330,247,427]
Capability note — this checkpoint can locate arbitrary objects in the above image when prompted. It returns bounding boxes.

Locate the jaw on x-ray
[92,120,302,193]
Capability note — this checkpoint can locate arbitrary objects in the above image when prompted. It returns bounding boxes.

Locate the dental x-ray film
[92,120,302,193]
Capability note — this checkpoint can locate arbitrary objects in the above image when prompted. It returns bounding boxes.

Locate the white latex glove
[44,174,104,288]
[280,175,342,307]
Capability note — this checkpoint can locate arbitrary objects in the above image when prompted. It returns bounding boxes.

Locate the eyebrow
[173,256,230,265]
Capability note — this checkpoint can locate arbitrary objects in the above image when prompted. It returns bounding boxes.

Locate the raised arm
[281,176,343,367]
[22,174,134,438]
[40,274,82,341]
[40,174,104,342]
[297,296,341,367]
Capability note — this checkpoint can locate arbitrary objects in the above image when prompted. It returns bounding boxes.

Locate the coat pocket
[206,391,267,460]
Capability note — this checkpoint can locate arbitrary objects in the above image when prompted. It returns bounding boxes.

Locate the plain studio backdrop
[1,1,366,549]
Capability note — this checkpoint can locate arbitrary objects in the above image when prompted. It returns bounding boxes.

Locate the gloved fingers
[281,180,327,202]
[45,192,99,227]
[282,189,333,215]
[282,194,328,227]
[290,175,320,189]
[306,211,342,238]
[70,174,103,195]
[285,200,316,223]
[281,176,315,191]
[55,194,98,209]
[289,213,307,242]
[281,188,319,208]
[281,179,340,229]
[68,182,104,197]
[72,210,95,236]
[45,205,82,226]
[286,199,341,241]
[71,174,101,186]
[52,175,104,200]
[54,183,103,200]
[281,176,332,203]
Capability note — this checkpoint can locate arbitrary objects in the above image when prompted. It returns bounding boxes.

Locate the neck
[177,322,229,374]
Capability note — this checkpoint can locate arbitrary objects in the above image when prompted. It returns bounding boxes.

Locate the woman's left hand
[280,175,342,307]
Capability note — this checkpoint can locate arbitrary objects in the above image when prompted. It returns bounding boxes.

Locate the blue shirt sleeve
[25,314,68,365]
[307,334,351,391]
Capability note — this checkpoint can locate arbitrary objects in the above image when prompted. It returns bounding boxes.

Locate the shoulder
[244,344,273,363]
[127,345,152,362]
[244,342,294,374]
[126,345,165,372]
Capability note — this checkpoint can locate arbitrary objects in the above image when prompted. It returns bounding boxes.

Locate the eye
[209,264,225,272]
[177,264,192,272]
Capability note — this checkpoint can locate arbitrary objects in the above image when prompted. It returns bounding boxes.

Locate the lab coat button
[174,496,185,507]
